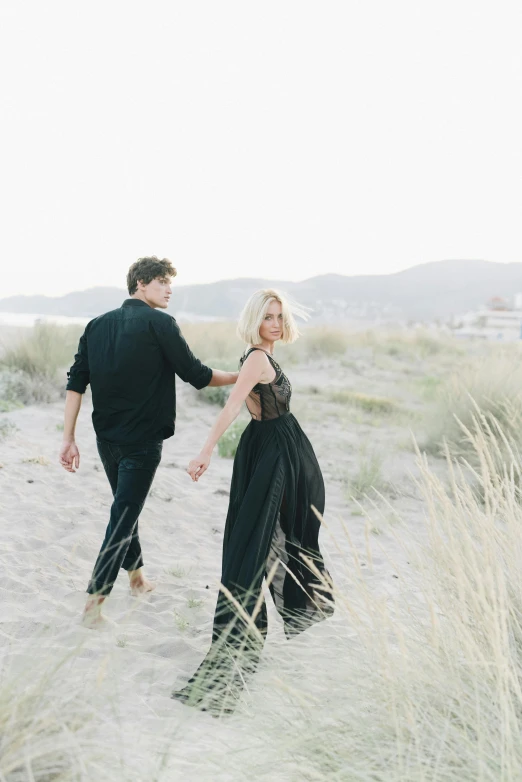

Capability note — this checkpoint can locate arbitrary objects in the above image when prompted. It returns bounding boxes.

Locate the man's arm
[59,391,82,472]
[208,369,239,387]
[66,329,90,394]
[152,317,238,388]
[60,329,90,472]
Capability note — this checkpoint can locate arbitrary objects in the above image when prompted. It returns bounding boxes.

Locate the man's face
[137,276,172,309]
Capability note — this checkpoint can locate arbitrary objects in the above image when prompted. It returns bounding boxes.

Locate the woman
[172,289,334,714]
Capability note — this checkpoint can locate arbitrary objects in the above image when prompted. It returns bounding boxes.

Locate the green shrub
[200,385,230,407]
[0,418,18,440]
[218,420,248,458]
[329,389,397,414]
[416,375,443,401]
[0,395,23,413]
[198,357,239,407]
[345,448,387,500]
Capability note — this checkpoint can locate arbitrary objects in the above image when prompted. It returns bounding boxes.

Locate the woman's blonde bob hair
[236,288,310,346]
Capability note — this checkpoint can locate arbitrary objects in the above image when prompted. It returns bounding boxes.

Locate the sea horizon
[0,311,230,328]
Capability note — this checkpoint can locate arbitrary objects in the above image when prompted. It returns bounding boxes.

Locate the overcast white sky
[1,1,521,298]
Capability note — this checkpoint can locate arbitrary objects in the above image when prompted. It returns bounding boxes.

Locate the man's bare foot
[128,567,156,596]
[82,596,108,629]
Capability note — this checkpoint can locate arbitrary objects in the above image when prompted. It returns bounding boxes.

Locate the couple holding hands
[60,255,333,714]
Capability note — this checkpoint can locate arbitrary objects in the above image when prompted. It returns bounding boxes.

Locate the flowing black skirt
[172,413,334,711]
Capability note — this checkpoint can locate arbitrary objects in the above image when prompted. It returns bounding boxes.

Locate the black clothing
[66,299,212,445]
[172,349,333,713]
[87,439,163,596]
[242,348,292,420]
[66,298,211,596]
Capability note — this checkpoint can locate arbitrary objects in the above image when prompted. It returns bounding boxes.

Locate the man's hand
[187,453,211,482]
[59,439,80,472]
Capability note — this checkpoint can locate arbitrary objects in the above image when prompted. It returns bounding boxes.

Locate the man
[59,256,238,628]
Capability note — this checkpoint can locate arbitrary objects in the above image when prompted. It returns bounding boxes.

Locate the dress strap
[241,349,281,383]
[243,347,263,359]
[242,347,271,361]
[242,347,278,366]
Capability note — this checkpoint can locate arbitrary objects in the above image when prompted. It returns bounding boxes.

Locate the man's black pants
[87,439,163,596]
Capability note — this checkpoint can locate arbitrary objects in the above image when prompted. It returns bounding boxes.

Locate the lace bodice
[239,347,292,421]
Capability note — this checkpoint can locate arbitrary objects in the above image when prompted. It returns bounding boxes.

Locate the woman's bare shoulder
[241,348,271,369]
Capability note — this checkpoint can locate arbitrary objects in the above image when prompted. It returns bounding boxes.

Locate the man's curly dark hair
[127,256,177,295]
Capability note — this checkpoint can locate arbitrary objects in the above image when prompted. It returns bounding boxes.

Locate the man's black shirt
[66,299,212,444]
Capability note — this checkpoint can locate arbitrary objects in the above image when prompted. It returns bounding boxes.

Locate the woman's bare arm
[187,351,272,481]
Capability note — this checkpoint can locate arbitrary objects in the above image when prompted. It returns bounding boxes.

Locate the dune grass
[348,327,461,359]
[0,323,85,407]
[343,447,388,501]
[3,385,522,779]
[180,322,459,367]
[4,419,522,780]
[415,374,443,401]
[0,321,459,411]
[203,417,522,780]
[293,326,351,359]
[178,322,241,367]
[423,350,522,463]
[329,389,398,415]
[0,323,84,379]
[0,636,125,781]
[5,325,522,780]
[0,418,17,440]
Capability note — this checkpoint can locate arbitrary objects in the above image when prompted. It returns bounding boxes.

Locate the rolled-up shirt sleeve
[66,329,90,393]
[152,317,212,390]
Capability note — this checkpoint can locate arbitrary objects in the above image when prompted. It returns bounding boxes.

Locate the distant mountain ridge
[2,260,522,322]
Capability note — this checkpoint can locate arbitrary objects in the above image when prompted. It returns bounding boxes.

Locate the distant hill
[2,260,522,322]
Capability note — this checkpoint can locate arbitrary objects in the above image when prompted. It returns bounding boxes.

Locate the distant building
[487,296,510,311]
[453,293,522,341]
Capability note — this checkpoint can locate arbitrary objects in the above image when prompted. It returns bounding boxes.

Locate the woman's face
[259,299,283,344]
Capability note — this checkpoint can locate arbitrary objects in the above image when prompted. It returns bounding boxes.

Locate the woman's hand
[187,453,211,482]
[185,351,268,482]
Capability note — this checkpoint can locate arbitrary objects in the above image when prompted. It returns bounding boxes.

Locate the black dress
[172,347,334,713]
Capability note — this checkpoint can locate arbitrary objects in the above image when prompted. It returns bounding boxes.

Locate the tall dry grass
[199,415,522,780]
[179,321,241,367]
[341,446,388,501]
[0,323,84,379]
[0,323,84,406]
[179,321,458,367]
[0,321,457,410]
[0,635,131,781]
[6,324,518,780]
[4,413,522,779]
[423,350,522,463]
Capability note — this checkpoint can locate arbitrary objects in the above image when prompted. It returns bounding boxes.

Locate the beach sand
[0,353,439,779]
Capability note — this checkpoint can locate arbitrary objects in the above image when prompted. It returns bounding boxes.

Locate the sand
[0,357,433,779]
